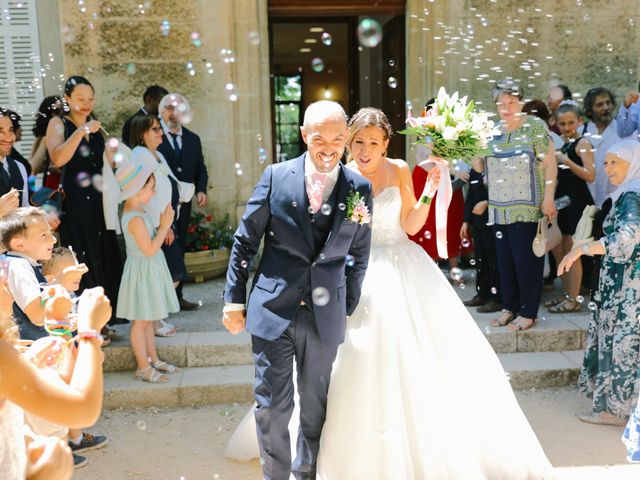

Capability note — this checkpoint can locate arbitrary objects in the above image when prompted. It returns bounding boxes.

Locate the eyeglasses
[150,127,162,133]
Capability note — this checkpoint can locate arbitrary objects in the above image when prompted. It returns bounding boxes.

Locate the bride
[227,108,555,479]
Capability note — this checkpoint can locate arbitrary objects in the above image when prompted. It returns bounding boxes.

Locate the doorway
[269,2,406,161]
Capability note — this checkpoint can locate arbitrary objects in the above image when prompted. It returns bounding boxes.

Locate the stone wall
[406,0,640,164]
[56,0,272,222]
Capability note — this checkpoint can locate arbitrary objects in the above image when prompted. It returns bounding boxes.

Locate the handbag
[572,205,598,246]
[532,215,561,257]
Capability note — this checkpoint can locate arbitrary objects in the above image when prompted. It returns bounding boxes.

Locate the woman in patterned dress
[558,139,640,427]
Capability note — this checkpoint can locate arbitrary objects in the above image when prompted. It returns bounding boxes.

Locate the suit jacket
[224,154,373,346]
[157,127,208,194]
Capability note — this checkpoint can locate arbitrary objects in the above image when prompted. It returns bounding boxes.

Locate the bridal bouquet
[401,87,497,165]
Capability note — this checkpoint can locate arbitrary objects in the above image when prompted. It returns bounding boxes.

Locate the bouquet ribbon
[419,153,453,259]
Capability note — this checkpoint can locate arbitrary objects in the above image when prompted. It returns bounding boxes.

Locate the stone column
[405,0,450,167]
[57,0,272,224]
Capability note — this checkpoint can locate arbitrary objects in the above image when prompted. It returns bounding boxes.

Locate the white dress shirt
[304,152,340,205]
[160,119,182,150]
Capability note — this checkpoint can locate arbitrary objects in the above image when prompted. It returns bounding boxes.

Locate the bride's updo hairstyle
[347,108,393,160]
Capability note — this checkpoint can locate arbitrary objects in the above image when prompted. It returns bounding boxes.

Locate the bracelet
[420,195,432,205]
[76,330,104,345]
[44,319,73,337]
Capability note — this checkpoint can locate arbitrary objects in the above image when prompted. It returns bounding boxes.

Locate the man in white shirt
[581,88,619,207]
[0,109,28,216]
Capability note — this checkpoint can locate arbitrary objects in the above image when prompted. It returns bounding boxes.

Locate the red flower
[206,214,213,221]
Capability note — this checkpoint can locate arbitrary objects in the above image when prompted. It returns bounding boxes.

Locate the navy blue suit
[157,126,208,252]
[224,154,372,480]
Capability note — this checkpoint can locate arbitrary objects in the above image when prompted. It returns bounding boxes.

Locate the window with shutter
[0,0,44,157]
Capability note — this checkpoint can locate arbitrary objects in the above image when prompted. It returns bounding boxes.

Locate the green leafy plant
[185,211,234,252]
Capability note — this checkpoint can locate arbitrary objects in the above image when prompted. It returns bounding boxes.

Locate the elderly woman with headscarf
[558,139,640,427]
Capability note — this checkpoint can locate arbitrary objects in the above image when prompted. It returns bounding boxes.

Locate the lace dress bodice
[371,186,407,246]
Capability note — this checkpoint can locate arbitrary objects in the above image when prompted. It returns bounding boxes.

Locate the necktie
[307,172,327,214]
[169,133,181,157]
[0,161,10,188]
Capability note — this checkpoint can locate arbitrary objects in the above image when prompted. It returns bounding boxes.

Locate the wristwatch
[581,244,591,256]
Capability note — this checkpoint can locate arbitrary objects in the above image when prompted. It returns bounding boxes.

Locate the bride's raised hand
[423,167,441,199]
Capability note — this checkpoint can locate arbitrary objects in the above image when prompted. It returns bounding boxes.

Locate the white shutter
[0,0,44,158]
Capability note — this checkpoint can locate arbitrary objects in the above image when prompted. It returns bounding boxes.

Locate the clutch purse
[532,216,561,257]
[572,205,598,246]
[30,185,64,209]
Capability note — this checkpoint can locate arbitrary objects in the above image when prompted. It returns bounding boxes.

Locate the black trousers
[471,223,500,301]
[251,305,339,480]
[174,201,192,300]
[493,222,544,318]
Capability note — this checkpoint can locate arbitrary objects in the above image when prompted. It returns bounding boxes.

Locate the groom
[223,101,372,480]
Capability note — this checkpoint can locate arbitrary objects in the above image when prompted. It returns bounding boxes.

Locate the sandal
[151,360,180,374]
[490,309,515,327]
[544,294,568,308]
[578,412,628,426]
[507,316,537,331]
[549,298,582,314]
[154,320,176,337]
[135,366,169,383]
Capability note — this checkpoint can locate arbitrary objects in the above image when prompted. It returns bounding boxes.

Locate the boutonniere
[345,190,371,225]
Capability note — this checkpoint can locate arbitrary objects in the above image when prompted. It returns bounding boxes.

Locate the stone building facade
[23,0,640,223]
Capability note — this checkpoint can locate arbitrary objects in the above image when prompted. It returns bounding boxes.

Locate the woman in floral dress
[558,139,640,428]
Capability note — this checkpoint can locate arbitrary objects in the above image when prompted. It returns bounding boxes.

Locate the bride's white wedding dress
[226,186,554,479]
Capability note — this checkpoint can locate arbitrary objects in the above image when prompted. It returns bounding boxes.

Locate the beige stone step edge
[103,351,583,409]
[103,319,589,373]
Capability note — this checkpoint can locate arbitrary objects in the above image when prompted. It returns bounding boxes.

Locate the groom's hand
[222,309,246,335]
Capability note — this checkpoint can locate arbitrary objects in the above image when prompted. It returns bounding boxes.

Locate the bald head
[300,101,348,173]
[303,101,347,131]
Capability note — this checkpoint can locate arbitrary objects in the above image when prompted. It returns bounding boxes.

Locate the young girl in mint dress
[115,162,180,383]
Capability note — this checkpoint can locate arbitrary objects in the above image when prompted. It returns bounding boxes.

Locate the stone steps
[102,350,583,409]
[103,315,589,373]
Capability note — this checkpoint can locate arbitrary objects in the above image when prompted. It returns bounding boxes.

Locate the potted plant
[183,211,234,283]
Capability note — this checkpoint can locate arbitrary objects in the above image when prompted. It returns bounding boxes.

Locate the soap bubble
[191,32,202,47]
[345,255,355,267]
[495,231,503,239]
[113,152,124,165]
[387,77,398,89]
[107,137,119,149]
[248,31,260,46]
[491,287,498,294]
[588,301,597,311]
[357,18,383,48]
[424,231,432,240]
[312,287,330,306]
[136,420,147,431]
[220,48,236,63]
[576,295,584,304]
[450,267,463,281]
[321,32,333,46]
[320,204,332,215]
[311,58,325,73]
[165,94,193,125]
[291,201,297,208]
[338,203,346,211]
[240,260,248,268]
[91,174,103,192]
[461,237,471,248]
[78,145,91,157]
[76,172,91,188]
[469,259,476,266]
[160,20,170,36]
